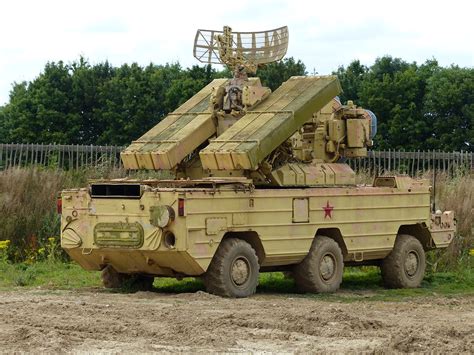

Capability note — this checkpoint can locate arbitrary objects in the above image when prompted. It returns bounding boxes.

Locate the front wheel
[381,234,426,289]
[293,236,344,293]
[204,238,259,298]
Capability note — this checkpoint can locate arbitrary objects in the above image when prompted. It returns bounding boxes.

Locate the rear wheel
[293,236,344,293]
[101,265,128,289]
[101,265,154,291]
[381,234,426,288]
[204,238,259,298]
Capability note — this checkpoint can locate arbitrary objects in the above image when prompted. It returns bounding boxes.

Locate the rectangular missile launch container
[199,76,341,170]
[120,79,228,170]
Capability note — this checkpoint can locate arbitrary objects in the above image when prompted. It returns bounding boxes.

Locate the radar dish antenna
[193,26,288,73]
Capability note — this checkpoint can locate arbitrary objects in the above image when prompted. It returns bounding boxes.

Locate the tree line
[0,56,472,151]
[336,57,473,151]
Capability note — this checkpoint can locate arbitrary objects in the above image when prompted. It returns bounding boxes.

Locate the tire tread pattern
[204,238,259,298]
[381,234,426,289]
[293,236,344,293]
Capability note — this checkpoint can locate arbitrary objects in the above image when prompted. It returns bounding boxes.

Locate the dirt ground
[0,288,472,353]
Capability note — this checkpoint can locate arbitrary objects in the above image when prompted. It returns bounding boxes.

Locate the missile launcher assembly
[121,26,376,187]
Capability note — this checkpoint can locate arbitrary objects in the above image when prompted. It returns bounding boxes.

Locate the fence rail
[347,149,473,175]
[0,143,472,175]
[0,143,124,170]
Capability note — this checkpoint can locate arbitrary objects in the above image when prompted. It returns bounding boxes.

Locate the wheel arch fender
[397,224,434,250]
[221,231,265,264]
[314,228,348,257]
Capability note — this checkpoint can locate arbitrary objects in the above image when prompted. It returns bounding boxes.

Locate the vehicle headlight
[150,205,175,228]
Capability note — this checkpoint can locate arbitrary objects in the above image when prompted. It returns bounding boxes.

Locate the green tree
[255,57,306,91]
[0,60,223,145]
[70,58,115,144]
[94,62,165,145]
[335,56,447,151]
[1,58,107,144]
[1,55,471,152]
[0,105,7,141]
[358,57,429,150]
[334,60,368,104]
[96,63,220,145]
[424,66,474,151]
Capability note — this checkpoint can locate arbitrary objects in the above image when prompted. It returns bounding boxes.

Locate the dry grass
[0,166,127,261]
[430,171,473,270]
[0,168,64,261]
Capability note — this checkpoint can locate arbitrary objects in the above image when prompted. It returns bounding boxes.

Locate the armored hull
[61,177,454,277]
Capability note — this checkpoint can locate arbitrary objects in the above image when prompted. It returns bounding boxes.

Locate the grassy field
[0,260,472,301]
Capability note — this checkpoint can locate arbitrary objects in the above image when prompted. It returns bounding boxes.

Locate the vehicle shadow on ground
[99,267,467,301]
[256,269,386,297]
[106,268,393,299]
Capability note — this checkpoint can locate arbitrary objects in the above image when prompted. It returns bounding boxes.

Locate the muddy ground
[0,288,472,353]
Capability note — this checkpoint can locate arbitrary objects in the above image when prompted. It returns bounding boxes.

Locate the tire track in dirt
[0,289,472,353]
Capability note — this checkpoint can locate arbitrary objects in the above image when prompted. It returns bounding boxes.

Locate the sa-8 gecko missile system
[60,26,455,297]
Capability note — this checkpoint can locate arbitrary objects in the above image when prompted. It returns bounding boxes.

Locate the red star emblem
[322,201,334,219]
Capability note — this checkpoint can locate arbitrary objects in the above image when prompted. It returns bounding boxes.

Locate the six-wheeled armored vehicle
[60,26,455,297]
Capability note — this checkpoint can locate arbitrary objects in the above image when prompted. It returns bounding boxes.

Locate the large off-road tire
[381,234,426,289]
[293,236,344,293]
[204,238,259,298]
[101,265,154,291]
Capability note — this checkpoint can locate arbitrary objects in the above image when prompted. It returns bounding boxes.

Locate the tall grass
[430,171,473,271]
[0,166,472,268]
[0,168,64,261]
[0,166,126,262]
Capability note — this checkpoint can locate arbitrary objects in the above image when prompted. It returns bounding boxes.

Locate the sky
[0,0,473,105]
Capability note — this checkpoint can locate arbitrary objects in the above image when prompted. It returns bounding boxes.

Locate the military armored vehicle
[60,26,455,297]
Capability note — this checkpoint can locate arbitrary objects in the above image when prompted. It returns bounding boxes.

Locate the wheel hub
[405,251,419,277]
[320,254,336,280]
[231,257,250,286]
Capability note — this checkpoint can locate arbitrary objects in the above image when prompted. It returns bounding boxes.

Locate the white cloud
[0,0,473,105]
